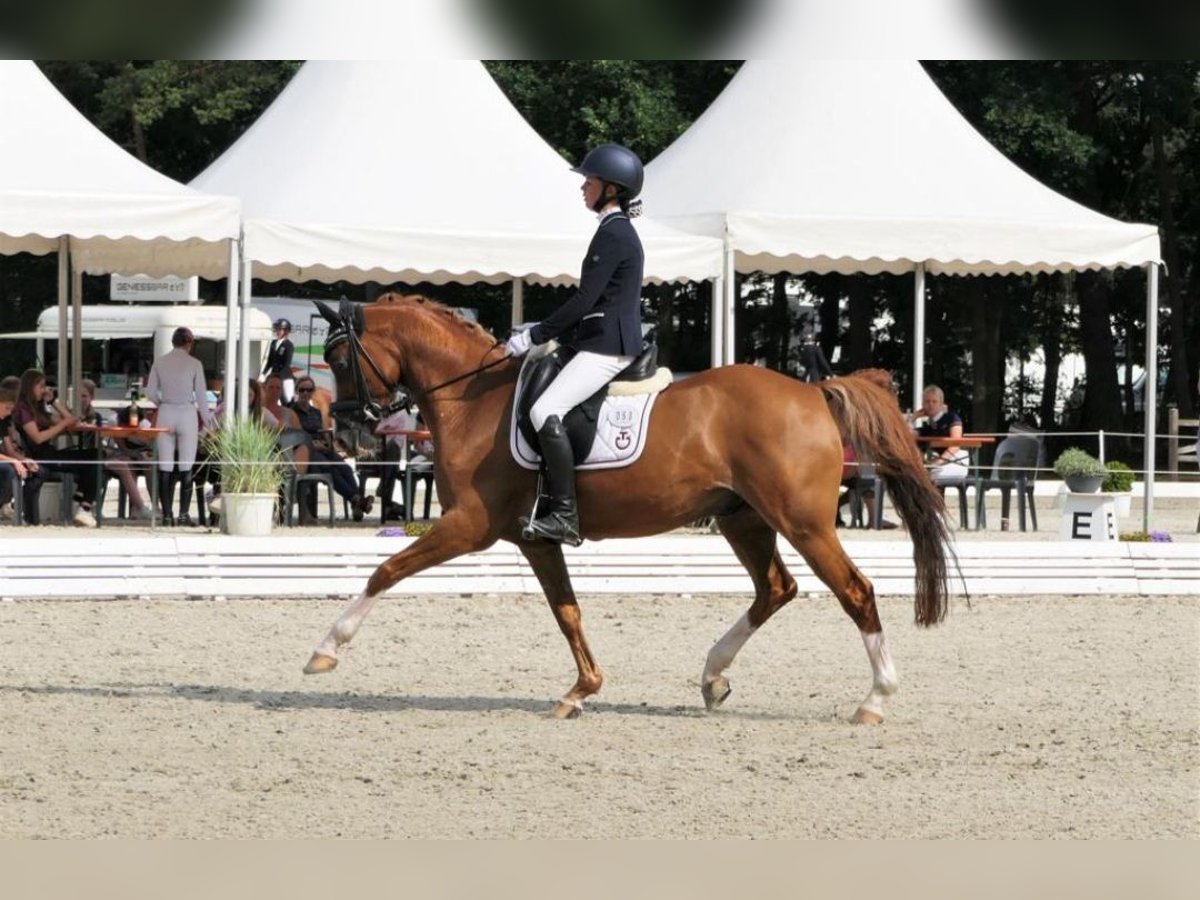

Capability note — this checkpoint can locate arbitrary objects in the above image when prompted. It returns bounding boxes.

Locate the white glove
[505,329,533,357]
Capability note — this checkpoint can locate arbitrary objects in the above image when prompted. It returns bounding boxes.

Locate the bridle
[317,298,507,425]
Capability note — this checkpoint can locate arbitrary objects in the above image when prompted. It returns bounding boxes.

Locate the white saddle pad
[509,346,671,471]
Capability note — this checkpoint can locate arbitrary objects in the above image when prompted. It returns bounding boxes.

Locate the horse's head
[315,297,410,432]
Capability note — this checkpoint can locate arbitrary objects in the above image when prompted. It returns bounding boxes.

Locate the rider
[504,143,646,546]
[263,318,296,402]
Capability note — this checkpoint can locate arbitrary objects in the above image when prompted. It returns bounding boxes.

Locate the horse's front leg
[518,541,601,719]
[304,511,490,674]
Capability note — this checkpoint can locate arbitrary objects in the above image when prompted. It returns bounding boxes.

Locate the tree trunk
[1150,106,1194,417]
[1039,275,1067,429]
[970,278,1004,434]
[1077,272,1125,434]
[846,276,872,372]
[766,272,788,371]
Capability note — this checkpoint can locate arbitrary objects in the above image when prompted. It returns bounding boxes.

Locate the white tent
[190,60,721,287]
[0,60,242,406]
[643,59,1164,528]
[191,60,722,415]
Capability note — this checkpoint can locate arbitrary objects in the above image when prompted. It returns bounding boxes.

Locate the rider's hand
[505,329,533,357]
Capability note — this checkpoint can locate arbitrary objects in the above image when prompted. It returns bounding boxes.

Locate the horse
[304,293,955,723]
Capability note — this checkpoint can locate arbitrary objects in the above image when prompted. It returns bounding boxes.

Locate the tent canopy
[643,60,1160,276]
[191,60,722,286]
[0,61,240,278]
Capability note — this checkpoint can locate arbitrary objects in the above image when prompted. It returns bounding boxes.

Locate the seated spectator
[1,381,46,522]
[908,384,969,485]
[289,375,372,521]
[11,369,101,527]
[77,379,152,520]
[261,373,317,524]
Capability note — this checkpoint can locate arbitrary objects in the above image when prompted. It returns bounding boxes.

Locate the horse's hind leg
[518,541,601,719]
[703,506,798,711]
[786,525,897,724]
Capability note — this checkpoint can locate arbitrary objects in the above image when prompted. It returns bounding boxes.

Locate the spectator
[837,368,899,529]
[261,373,317,525]
[146,327,212,526]
[263,318,296,402]
[290,375,372,521]
[11,369,100,527]
[1,381,45,522]
[797,314,833,383]
[368,405,423,523]
[77,379,152,521]
[908,384,969,485]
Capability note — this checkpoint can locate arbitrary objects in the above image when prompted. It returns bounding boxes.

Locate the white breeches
[282,377,296,403]
[927,460,969,485]
[530,350,633,432]
[156,403,199,472]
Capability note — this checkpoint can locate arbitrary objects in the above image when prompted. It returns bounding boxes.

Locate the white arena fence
[1,535,1196,601]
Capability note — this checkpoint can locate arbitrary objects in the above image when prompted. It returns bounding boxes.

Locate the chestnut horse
[304,293,954,723]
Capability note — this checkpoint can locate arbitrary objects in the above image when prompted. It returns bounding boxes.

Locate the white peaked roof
[190,61,722,286]
[0,61,240,277]
[643,60,1160,277]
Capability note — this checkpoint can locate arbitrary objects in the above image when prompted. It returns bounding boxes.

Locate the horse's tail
[821,375,954,627]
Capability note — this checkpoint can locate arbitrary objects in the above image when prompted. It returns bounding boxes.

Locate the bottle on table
[128,387,140,427]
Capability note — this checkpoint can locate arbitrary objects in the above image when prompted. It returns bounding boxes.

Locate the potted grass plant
[1053,447,1108,494]
[213,417,285,536]
[1102,459,1136,517]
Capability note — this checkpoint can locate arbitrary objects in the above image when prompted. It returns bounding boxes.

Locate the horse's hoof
[303,652,338,675]
[851,706,884,725]
[550,699,582,720]
[701,676,732,711]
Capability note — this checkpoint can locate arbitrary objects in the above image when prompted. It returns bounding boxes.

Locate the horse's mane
[374,292,497,344]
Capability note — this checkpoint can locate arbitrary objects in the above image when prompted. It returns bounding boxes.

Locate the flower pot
[1064,474,1104,493]
[221,492,277,536]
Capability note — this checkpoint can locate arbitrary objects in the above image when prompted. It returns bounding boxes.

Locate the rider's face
[581,176,604,209]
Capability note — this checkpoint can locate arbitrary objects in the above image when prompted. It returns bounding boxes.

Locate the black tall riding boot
[158,471,176,526]
[520,416,582,546]
[177,469,195,527]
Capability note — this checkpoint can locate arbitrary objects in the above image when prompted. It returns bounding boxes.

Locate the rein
[423,342,508,396]
[323,300,509,422]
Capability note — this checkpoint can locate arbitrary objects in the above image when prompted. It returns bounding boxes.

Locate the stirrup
[521,512,582,547]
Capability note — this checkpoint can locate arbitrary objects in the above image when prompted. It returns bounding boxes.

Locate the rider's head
[571,143,643,217]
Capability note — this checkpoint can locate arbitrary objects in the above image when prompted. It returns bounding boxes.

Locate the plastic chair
[285,470,337,527]
[937,482,970,529]
[975,434,1041,531]
[404,457,436,522]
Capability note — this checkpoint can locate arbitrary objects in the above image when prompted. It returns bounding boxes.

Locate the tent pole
[238,256,252,418]
[723,246,736,365]
[511,279,524,328]
[71,255,82,409]
[710,273,723,369]
[912,263,927,411]
[1143,262,1159,532]
[223,236,240,422]
[56,237,68,403]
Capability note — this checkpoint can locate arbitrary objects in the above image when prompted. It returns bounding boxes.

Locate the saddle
[516,338,660,464]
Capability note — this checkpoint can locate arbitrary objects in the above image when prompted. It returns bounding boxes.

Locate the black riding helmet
[571,143,644,212]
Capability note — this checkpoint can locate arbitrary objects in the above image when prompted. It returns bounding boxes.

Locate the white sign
[110,274,200,303]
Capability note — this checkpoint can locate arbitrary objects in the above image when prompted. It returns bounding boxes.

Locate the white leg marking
[702,612,758,685]
[312,591,380,659]
[858,630,899,716]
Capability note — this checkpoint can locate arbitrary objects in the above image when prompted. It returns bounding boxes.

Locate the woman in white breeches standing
[146,327,211,526]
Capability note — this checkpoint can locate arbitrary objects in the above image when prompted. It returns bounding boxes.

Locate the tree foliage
[3,60,1198,443]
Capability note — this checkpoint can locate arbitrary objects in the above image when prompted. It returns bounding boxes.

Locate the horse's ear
[313,300,339,327]
[337,297,364,335]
